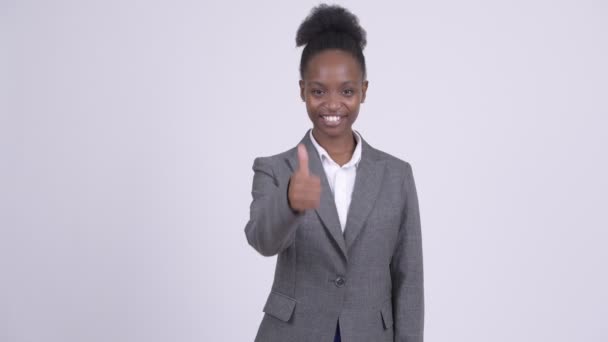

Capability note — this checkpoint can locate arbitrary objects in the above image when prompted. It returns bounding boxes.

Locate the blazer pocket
[263,291,297,322]
[379,298,394,329]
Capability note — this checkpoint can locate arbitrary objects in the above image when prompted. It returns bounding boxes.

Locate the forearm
[391,162,425,341]
[245,158,303,256]
[391,235,424,341]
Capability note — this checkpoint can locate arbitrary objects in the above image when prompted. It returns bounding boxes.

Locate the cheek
[305,98,322,111]
[344,97,362,110]
[305,102,317,116]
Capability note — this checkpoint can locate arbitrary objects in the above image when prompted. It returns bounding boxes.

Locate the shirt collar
[309,128,362,168]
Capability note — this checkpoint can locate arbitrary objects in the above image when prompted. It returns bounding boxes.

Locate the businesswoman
[244,4,424,342]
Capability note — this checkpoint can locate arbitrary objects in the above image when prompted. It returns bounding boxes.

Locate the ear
[299,80,305,102]
[361,80,369,103]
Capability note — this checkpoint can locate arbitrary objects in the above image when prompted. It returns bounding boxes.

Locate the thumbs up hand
[288,144,321,213]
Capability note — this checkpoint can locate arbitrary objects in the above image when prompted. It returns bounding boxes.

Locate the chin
[314,123,351,137]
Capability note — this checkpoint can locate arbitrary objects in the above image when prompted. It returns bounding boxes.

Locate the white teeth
[322,116,341,122]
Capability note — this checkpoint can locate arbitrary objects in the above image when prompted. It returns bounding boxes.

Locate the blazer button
[334,276,346,288]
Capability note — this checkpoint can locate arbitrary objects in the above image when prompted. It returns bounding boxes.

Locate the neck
[311,127,357,165]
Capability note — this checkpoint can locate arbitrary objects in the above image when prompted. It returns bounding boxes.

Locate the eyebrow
[308,81,357,87]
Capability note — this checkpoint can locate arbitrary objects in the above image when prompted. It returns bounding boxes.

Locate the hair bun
[295,4,367,49]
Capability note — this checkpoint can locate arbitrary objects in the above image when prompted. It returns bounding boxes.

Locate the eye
[311,89,325,96]
[343,89,355,96]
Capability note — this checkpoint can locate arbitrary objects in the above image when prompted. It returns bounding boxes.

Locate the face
[299,49,368,140]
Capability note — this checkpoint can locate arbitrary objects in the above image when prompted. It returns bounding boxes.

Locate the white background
[1,0,607,341]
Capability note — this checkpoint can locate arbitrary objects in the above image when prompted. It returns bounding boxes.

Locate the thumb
[297,144,309,176]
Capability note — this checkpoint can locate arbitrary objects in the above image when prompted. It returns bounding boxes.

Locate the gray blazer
[244,129,424,342]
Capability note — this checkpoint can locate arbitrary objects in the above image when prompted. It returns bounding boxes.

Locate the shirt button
[335,276,346,287]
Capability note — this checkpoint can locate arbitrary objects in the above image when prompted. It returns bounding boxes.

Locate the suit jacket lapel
[287,130,347,259]
[344,138,385,253]
[286,129,385,260]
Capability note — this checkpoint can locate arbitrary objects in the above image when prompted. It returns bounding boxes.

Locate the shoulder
[365,141,414,177]
[251,145,297,173]
[365,144,419,205]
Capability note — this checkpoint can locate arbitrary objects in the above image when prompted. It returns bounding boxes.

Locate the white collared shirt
[309,129,362,233]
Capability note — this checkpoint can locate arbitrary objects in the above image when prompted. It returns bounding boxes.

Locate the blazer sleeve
[244,156,303,257]
[390,162,425,342]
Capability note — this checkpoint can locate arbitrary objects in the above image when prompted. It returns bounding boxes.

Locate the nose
[326,93,341,112]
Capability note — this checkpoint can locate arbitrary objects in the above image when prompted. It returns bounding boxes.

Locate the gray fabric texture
[245,129,424,342]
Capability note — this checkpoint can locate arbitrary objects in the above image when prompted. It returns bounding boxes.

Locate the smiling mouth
[319,114,346,125]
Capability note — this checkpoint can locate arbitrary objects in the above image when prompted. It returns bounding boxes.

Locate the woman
[244,4,424,342]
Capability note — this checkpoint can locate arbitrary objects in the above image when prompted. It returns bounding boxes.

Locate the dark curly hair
[295,4,367,79]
